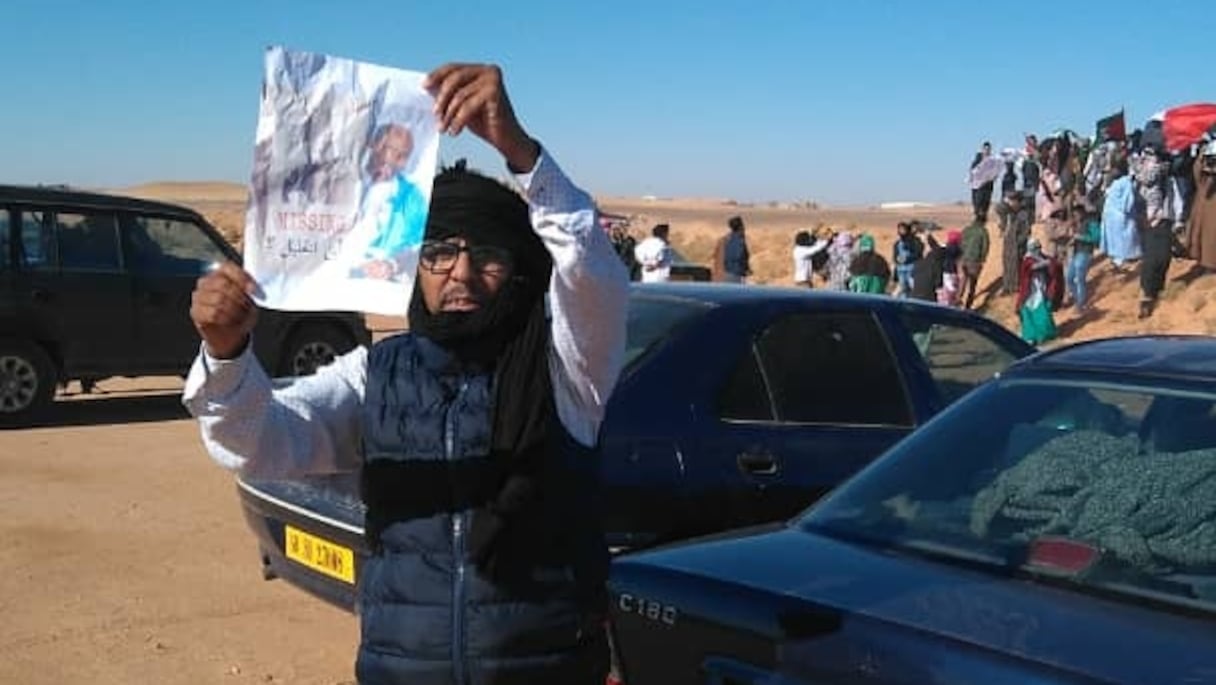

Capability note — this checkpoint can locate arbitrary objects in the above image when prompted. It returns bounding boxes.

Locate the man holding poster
[185,59,629,685]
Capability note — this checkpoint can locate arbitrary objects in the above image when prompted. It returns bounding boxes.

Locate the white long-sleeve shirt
[182,149,630,480]
[792,240,828,284]
[633,236,672,282]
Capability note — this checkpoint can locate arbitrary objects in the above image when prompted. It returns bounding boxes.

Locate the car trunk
[236,474,367,611]
[609,526,1216,685]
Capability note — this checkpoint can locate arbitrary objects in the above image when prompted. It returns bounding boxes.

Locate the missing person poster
[243,46,440,315]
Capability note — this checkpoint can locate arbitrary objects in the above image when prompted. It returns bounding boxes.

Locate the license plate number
[284,525,355,584]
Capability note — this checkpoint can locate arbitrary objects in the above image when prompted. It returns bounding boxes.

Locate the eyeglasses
[419,240,513,275]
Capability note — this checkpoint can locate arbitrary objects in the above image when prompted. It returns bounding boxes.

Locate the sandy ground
[0,378,359,685]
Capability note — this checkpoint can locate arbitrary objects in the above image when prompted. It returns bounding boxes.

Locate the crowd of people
[972,126,1216,338]
[602,125,1216,347]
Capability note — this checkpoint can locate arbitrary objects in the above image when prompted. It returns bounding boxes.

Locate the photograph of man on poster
[341,105,430,281]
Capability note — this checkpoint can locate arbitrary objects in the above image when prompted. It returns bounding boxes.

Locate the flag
[1160,103,1216,152]
[1095,110,1126,143]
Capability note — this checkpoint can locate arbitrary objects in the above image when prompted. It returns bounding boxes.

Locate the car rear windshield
[803,377,1216,616]
[624,295,711,369]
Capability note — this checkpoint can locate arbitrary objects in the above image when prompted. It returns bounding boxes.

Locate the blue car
[236,283,1032,610]
[609,335,1216,685]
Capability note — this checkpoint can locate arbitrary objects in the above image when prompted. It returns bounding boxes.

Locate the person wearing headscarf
[792,229,829,287]
[937,229,963,306]
[1101,159,1142,271]
[1016,238,1060,344]
[825,230,855,291]
[969,141,1000,221]
[1020,142,1041,219]
[1135,146,1184,319]
[909,227,946,303]
[1187,140,1216,271]
[183,63,629,685]
[1037,159,1064,224]
[847,234,891,294]
[997,190,1033,295]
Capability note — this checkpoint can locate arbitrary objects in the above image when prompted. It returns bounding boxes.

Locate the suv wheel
[278,324,355,377]
[0,339,57,424]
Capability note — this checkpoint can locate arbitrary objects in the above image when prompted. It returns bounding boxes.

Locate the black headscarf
[408,164,555,580]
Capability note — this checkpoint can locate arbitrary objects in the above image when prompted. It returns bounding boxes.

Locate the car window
[0,210,9,271]
[55,211,121,272]
[18,209,53,270]
[753,311,912,426]
[900,314,1018,405]
[805,378,1216,617]
[624,296,710,369]
[718,344,775,421]
[122,215,228,276]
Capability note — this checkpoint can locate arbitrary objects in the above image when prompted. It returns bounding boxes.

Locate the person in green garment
[1016,238,1061,345]
[958,217,990,310]
[848,234,891,294]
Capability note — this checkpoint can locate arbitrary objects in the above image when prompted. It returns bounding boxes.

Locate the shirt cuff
[182,341,255,406]
[511,145,588,214]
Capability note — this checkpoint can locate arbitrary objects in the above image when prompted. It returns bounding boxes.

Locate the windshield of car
[803,377,1216,616]
[623,295,710,369]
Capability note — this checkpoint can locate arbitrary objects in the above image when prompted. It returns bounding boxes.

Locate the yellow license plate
[284,525,355,584]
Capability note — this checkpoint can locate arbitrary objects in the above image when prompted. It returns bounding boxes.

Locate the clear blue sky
[2,0,1208,205]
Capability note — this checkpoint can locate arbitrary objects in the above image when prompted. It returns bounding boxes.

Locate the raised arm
[427,63,629,448]
[519,151,630,446]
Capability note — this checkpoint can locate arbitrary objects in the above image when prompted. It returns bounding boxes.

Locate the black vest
[354,334,609,685]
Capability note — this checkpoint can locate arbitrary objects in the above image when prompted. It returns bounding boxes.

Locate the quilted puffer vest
[355,334,609,685]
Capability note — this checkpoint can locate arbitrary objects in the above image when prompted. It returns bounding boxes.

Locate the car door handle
[737,452,779,476]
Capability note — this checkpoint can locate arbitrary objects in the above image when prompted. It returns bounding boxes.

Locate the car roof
[1011,335,1216,383]
[630,282,980,317]
[0,184,206,221]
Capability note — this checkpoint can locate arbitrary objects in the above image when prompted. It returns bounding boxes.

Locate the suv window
[122,215,228,276]
[900,314,1017,404]
[55,211,121,272]
[754,311,912,426]
[18,210,52,270]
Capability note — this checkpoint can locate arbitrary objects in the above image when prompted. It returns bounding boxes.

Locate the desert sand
[3,181,1212,684]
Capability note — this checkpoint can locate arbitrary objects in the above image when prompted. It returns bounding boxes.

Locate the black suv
[0,185,371,424]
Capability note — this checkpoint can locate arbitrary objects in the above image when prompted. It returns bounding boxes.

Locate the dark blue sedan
[236,283,1032,609]
[609,335,1216,685]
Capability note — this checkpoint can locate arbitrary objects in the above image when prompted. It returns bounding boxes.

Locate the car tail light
[1027,536,1100,575]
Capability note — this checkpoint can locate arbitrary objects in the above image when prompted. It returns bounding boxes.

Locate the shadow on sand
[7,389,189,430]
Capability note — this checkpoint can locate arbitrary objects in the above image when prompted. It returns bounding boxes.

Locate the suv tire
[0,339,57,425]
[278,323,355,377]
